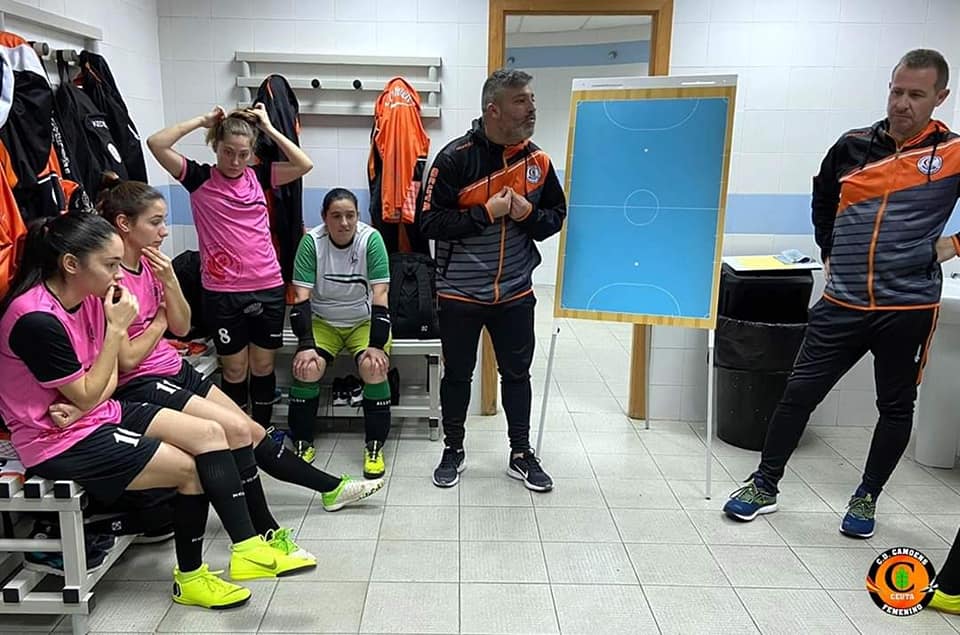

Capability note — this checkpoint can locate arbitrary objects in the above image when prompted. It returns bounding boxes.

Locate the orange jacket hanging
[367,77,430,226]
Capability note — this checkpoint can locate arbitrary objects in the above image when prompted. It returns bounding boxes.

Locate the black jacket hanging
[254,74,303,287]
[77,51,147,183]
[53,51,126,202]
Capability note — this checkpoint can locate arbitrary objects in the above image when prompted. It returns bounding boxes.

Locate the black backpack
[388,253,440,339]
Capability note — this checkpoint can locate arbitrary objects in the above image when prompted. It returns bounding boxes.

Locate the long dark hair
[96,172,165,227]
[321,188,359,218]
[0,213,119,316]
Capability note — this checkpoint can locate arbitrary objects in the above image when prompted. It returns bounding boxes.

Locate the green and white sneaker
[320,475,384,512]
[265,527,315,560]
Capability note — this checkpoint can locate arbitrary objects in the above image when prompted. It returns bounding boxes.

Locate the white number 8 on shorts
[218,328,232,345]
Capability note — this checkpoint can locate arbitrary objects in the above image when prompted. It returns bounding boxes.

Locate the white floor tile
[459,584,559,634]
[737,588,856,633]
[646,585,759,634]
[553,585,658,634]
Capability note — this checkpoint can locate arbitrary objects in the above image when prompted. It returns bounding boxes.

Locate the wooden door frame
[480,0,674,418]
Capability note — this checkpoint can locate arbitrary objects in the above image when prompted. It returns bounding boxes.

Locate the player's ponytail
[0,213,119,316]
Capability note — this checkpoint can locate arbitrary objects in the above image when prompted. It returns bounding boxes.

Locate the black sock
[937,527,960,595]
[173,493,209,573]
[362,397,391,445]
[254,435,341,492]
[221,378,249,410]
[287,395,319,442]
[232,445,278,535]
[194,449,256,543]
[249,372,276,428]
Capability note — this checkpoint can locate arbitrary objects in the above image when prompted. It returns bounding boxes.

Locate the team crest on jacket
[917,154,943,176]
[526,164,542,183]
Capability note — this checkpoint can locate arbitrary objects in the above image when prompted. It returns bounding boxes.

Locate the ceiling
[506,15,652,33]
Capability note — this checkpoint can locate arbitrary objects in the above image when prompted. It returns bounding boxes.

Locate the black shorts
[114,360,214,411]
[28,402,163,506]
[202,285,285,355]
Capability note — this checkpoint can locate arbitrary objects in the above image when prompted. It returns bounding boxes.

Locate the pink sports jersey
[0,285,122,467]
[179,157,284,292]
[117,258,183,386]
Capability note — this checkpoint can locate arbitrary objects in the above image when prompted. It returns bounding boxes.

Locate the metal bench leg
[428,354,441,441]
[71,613,88,635]
[58,510,85,606]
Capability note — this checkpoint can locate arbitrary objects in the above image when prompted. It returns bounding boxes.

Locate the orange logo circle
[866,548,936,616]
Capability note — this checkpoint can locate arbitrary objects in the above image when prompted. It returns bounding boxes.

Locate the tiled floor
[5,287,960,633]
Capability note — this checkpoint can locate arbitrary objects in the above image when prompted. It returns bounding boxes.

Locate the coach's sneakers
[294,440,316,465]
[723,475,778,521]
[433,447,465,488]
[229,536,315,581]
[508,450,553,492]
[173,564,250,610]
[321,475,385,511]
[840,488,876,539]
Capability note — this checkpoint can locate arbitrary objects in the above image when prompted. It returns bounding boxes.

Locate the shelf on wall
[235,50,443,118]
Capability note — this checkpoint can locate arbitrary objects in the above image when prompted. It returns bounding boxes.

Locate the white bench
[0,476,136,635]
[187,330,443,440]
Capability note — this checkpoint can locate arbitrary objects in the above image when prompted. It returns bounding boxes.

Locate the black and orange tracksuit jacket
[420,119,567,304]
[814,118,960,310]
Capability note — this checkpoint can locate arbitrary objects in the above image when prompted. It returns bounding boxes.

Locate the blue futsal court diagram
[556,79,735,328]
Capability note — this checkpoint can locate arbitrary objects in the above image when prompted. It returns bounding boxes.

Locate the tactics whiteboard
[554,75,737,329]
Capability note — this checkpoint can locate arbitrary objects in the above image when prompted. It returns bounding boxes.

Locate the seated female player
[98,176,382,511]
[0,213,313,611]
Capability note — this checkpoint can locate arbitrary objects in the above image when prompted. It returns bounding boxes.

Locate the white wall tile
[706,23,753,67]
[674,0,711,23]
[753,0,797,22]
[301,148,339,187]
[877,23,927,70]
[782,111,836,154]
[376,0,418,22]
[252,0,295,19]
[779,153,822,194]
[837,390,878,426]
[709,0,754,23]
[731,153,781,193]
[671,22,710,68]
[293,0,334,20]
[166,0,211,17]
[335,0,375,21]
[721,234,777,256]
[787,67,835,110]
[927,0,960,25]
[747,23,794,68]
[741,68,790,110]
[830,67,879,111]
[652,326,687,349]
[337,148,371,188]
[253,20,299,52]
[163,17,214,60]
[835,24,881,69]
[789,23,837,67]
[416,21,462,65]
[737,110,785,153]
[457,0,487,25]
[879,0,928,23]
[458,24,488,68]
[211,18,255,61]
[840,0,882,23]
[649,385,683,420]
[650,348,685,386]
[212,0,252,18]
[173,62,216,103]
[797,0,841,22]
[417,0,458,23]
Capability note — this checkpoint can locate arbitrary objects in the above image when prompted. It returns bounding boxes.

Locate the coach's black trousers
[756,299,937,495]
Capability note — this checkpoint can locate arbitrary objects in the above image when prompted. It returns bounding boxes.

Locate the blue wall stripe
[506,40,649,69]
[162,185,960,236]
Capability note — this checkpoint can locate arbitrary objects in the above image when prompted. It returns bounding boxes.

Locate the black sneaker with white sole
[432,447,465,488]
[508,450,553,492]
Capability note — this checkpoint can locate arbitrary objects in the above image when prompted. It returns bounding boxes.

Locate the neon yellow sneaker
[265,527,315,560]
[321,474,385,511]
[295,440,317,464]
[172,564,250,609]
[229,535,315,581]
[363,441,385,479]
[929,589,960,614]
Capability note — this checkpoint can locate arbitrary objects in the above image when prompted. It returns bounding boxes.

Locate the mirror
[504,15,652,285]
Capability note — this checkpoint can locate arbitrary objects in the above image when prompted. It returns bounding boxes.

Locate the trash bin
[714,264,813,450]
